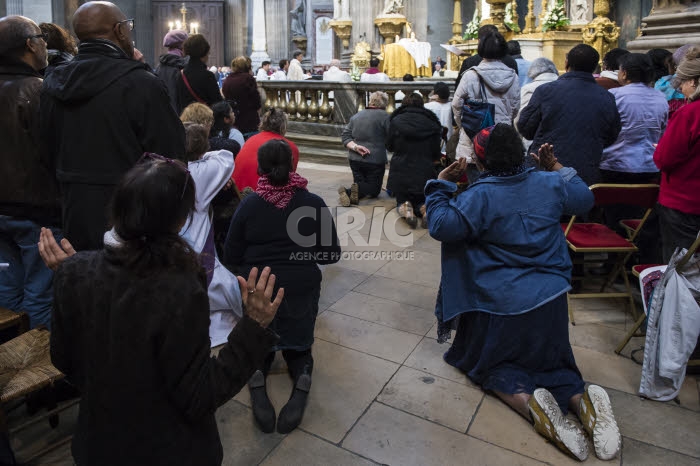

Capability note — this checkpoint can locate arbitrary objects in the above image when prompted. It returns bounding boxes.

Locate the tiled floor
[13,162,700,465]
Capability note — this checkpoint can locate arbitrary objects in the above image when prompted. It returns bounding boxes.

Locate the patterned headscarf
[472,125,495,164]
[256,172,309,209]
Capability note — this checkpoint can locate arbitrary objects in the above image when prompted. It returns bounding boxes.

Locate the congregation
[0,1,699,464]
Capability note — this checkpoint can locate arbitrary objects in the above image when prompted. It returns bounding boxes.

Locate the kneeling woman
[46,156,283,466]
[425,124,621,462]
[224,139,340,434]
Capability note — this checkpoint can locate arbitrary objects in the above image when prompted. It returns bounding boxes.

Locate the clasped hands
[37,228,283,329]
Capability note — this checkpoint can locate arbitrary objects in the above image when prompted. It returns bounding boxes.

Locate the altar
[381,40,432,78]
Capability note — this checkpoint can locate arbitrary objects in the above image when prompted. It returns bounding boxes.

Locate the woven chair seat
[0,329,63,403]
[0,307,22,331]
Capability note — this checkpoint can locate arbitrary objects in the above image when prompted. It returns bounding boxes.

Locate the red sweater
[654,99,700,215]
[232,131,299,190]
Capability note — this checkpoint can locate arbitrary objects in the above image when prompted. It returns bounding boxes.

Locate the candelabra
[168,3,199,34]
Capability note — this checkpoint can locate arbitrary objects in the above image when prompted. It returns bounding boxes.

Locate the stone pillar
[355,0,383,52]
[250,0,270,71]
[627,0,700,52]
[225,0,248,64]
[266,0,288,63]
[6,0,21,15]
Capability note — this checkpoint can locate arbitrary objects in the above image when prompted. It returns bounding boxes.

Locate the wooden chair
[0,328,74,463]
[563,184,660,324]
[0,308,29,344]
[615,234,700,357]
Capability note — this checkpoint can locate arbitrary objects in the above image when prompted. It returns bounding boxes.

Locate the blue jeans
[0,216,61,329]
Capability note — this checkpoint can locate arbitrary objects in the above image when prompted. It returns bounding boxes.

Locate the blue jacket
[517,71,621,185]
[425,167,593,322]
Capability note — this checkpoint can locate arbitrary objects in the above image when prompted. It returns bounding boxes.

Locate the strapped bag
[460,70,495,139]
[180,70,206,104]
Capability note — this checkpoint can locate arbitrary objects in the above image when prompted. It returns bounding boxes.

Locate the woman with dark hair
[224,139,340,435]
[426,123,621,462]
[39,22,76,75]
[647,48,673,83]
[601,53,667,186]
[41,155,283,466]
[654,46,700,262]
[178,34,223,111]
[452,31,520,183]
[655,44,694,117]
[232,108,299,190]
[222,56,262,136]
[385,93,442,228]
[211,101,246,149]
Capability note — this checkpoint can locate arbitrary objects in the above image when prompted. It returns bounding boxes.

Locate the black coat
[155,53,187,112]
[517,71,621,185]
[0,59,60,225]
[221,72,262,134]
[178,58,223,111]
[386,106,442,196]
[41,40,186,250]
[51,250,277,466]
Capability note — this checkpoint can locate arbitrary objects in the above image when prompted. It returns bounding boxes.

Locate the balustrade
[258,81,452,128]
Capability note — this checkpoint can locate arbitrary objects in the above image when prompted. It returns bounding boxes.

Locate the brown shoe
[350,183,359,205]
[338,186,351,207]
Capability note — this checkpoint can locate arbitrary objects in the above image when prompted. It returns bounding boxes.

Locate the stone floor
[11,161,700,465]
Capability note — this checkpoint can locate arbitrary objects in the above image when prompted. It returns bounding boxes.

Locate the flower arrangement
[350,62,361,82]
[542,0,570,32]
[505,3,520,33]
[463,11,481,40]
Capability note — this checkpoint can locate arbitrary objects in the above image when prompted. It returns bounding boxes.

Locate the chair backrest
[676,232,700,271]
[589,184,660,209]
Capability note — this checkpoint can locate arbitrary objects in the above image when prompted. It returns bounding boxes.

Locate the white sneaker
[579,385,621,460]
[529,388,589,461]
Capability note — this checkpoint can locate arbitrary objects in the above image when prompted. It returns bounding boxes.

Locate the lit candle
[395,34,400,42]
[175,20,182,30]
[168,21,174,31]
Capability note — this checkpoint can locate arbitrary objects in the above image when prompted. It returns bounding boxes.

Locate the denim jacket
[425,167,593,322]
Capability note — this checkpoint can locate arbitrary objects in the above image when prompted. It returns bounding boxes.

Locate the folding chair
[0,308,29,344]
[615,234,700,356]
[563,184,660,325]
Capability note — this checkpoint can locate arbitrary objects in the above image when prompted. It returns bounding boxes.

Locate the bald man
[41,1,185,251]
[0,16,62,336]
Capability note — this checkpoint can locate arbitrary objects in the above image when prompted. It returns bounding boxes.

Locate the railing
[258,80,455,127]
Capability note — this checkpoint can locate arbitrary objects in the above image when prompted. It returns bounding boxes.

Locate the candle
[168,21,174,30]
[395,34,400,42]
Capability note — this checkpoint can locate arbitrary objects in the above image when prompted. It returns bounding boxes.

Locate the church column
[354,0,383,51]
[6,0,21,15]
[225,0,248,64]
[250,0,271,70]
[265,0,288,63]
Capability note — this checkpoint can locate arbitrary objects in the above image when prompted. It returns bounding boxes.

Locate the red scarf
[256,172,308,209]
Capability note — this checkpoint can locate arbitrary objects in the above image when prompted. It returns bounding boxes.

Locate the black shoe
[249,370,276,433]
[276,373,311,434]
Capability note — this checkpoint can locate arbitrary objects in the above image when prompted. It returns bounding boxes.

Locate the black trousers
[657,203,700,263]
[263,349,313,383]
[599,170,662,264]
[349,160,385,199]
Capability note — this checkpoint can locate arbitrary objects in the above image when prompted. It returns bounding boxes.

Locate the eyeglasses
[138,152,191,199]
[115,18,135,31]
[27,33,48,43]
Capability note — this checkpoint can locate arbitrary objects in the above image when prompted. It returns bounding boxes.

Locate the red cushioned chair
[562,184,659,325]
[619,219,642,240]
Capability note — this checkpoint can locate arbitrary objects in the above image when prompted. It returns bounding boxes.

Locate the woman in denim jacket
[425,124,621,462]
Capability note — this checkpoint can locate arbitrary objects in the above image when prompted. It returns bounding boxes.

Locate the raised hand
[237,267,284,328]
[38,227,77,271]
[530,143,558,171]
[438,157,467,182]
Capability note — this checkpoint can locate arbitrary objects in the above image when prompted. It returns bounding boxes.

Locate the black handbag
[460,71,495,139]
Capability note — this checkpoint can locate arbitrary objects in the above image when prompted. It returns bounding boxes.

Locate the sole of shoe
[529,389,588,462]
[337,186,351,207]
[580,385,621,460]
[350,183,359,205]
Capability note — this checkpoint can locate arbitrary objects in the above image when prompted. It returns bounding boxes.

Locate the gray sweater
[341,108,390,165]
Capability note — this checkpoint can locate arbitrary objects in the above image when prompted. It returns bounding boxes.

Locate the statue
[381,0,404,15]
[333,0,350,19]
[290,0,306,37]
[572,0,589,23]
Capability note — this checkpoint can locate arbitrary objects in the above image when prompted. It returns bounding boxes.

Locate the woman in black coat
[386,93,443,228]
[222,56,262,136]
[178,34,223,112]
[43,156,283,466]
[224,139,340,436]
